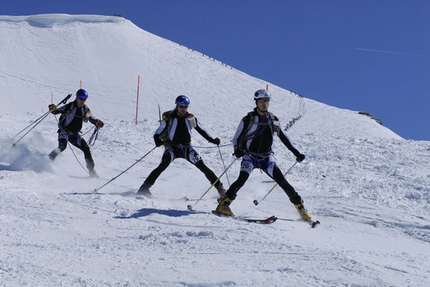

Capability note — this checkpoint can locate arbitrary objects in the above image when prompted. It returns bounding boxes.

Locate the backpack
[244,111,279,134]
[237,111,280,149]
[158,110,196,141]
[57,102,90,131]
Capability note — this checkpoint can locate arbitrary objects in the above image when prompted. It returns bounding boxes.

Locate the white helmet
[254,89,272,100]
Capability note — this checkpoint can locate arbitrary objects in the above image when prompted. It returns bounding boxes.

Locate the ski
[305,218,320,228]
[239,215,278,224]
[136,194,191,201]
[306,218,320,228]
[212,210,277,224]
[273,217,320,228]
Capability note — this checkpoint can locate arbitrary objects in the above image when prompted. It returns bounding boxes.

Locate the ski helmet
[175,95,190,106]
[254,89,271,100]
[76,89,88,100]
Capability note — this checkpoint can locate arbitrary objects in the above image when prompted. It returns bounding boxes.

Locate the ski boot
[136,183,153,198]
[215,198,234,217]
[89,169,99,178]
[294,200,311,221]
[49,148,61,161]
[85,158,98,178]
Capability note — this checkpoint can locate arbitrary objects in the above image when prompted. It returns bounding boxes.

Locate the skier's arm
[48,102,71,115]
[232,119,245,147]
[194,117,219,144]
[87,108,104,128]
[232,119,246,158]
[279,129,305,161]
[153,118,168,146]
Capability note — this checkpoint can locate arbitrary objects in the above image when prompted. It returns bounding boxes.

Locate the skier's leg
[267,163,311,220]
[272,165,302,203]
[223,157,254,201]
[188,148,225,194]
[49,131,68,161]
[70,134,95,174]
[142,148,174,187]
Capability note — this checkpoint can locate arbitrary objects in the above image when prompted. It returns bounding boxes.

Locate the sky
[1,0,430,140]
[1,14,429,286]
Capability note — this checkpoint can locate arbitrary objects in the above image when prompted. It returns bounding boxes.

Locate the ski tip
[310,220,320,228]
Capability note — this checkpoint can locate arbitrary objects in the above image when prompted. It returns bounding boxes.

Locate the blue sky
[2,0,429,140]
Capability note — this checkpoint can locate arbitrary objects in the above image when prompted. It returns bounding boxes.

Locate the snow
[1,14,429,287]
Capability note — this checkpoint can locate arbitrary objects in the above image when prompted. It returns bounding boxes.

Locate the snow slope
[1,14,429,287]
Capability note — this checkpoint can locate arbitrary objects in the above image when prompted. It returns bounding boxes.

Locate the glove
[210,137,220,146]
[296,153,305,162]
[48,104,57,113]
[154,135,163,147]
[233,146,244,158]
[94,119,104,128]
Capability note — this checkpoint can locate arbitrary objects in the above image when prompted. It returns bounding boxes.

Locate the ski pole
[87,127,99,147]
[12,94,72,146]
[217,145,230,186]
[12,113,50,146]
[14,93,72,137]
[14,112,50,138]
[187,158,237,211]
[253,161,298,206]
[93,146,157,193]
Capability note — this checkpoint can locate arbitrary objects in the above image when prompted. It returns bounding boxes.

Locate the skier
[215,89,311,221]
[137,95,226,198]
[48,89,104,177]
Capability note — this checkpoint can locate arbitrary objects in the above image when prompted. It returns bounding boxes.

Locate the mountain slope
[0,14,399,140]
[0,14,429,287]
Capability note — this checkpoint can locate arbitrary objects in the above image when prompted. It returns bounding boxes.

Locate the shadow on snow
[115,208,205,219]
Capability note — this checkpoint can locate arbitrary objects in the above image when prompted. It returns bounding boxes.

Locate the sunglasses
[258,98,270,103]
[178,105,188,109]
